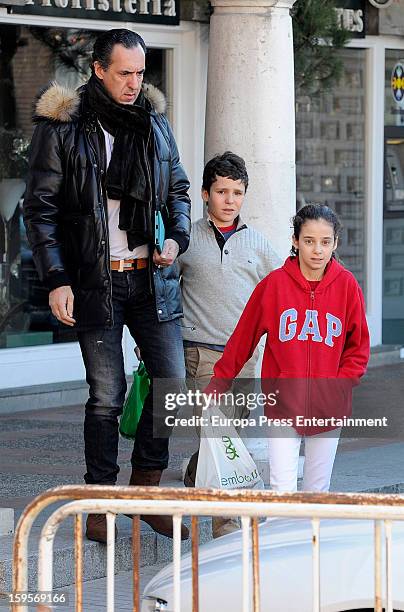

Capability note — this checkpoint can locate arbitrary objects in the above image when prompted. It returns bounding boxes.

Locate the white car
[142,517,404,611]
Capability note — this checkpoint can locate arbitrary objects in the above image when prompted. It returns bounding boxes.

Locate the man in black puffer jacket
[23,29,191,543]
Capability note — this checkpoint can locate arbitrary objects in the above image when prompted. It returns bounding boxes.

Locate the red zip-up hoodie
[206,256,370,434]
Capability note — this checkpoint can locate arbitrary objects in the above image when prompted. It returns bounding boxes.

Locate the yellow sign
[391,62,404,107]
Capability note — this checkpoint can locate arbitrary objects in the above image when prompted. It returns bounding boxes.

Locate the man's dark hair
[92,29,146,71]
[202,151,249,194]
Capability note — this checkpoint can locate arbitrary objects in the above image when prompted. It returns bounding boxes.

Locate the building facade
[294,1,404,348]
[0,1,209,388]
[0,0,403,391]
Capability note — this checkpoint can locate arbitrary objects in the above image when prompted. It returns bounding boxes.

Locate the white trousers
[268,428,341,492]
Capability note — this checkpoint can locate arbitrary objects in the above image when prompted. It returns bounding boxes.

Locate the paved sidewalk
[1,362,404,610]
[1,362,403,520]
[51,564,167,611]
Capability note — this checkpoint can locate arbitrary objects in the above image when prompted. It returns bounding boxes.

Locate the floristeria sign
[11,0,179,24]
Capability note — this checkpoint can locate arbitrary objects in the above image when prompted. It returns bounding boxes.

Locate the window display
[296,48,366,292]
[0,25,166,349]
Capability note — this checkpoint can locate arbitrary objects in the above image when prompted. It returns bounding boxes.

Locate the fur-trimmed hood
[35,80,167,123]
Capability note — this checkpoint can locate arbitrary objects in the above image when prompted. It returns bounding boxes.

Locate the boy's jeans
[184,345,258,422]
[183,345,259,538]
[77,268,185,485]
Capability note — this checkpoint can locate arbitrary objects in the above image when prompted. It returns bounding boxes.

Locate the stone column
[205,0,297,258]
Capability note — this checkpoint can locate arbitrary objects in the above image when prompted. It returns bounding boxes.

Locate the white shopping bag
[195,406,264,490]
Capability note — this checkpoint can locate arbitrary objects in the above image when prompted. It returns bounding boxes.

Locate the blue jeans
[77,268,185,484]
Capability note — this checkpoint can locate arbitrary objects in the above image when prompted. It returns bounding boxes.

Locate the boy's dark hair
[92,29,146,71]
[202,151,249,194]
[291,203,342,258]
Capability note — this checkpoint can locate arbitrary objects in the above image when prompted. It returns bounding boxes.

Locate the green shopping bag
[119,361,150,439]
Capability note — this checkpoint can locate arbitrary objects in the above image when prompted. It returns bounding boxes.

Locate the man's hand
[49,285,76,327]
[153,238,179,268]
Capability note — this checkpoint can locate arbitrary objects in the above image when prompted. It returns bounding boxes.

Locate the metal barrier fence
[12,485,404,612]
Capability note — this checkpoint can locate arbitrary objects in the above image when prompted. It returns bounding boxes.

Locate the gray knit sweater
[177,217,282,346]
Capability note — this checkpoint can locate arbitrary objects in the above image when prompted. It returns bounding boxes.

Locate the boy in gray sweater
[177,152,281,538]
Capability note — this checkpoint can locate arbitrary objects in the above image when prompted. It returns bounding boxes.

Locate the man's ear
[201,188,209,204]
[93,61,104,81]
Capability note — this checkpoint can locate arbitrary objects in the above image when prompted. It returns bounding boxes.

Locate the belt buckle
[118,259,125,272]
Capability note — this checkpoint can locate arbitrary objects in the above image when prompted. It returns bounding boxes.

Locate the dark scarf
[86,74,155,250]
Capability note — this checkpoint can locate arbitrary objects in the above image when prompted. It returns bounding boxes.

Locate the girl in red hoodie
[206,204,370,492]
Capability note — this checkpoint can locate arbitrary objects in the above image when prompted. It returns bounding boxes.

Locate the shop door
[383,128,404,344]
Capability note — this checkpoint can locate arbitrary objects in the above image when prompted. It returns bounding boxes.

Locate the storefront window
[0,25,167,349]
[295,48,366,292]
[385,49,404,127]
[383,50,404,343]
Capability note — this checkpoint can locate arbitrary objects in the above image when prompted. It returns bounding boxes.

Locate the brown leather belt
[110,258,148,272]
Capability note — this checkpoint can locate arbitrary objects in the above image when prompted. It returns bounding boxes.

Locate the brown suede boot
[129,468,189,540]
[212,516,241,539]
[86,513,118,544]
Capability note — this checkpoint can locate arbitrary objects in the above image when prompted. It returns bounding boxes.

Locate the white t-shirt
[101,125,148,261]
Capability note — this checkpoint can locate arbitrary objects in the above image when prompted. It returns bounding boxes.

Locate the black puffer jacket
[23,82,191,329]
